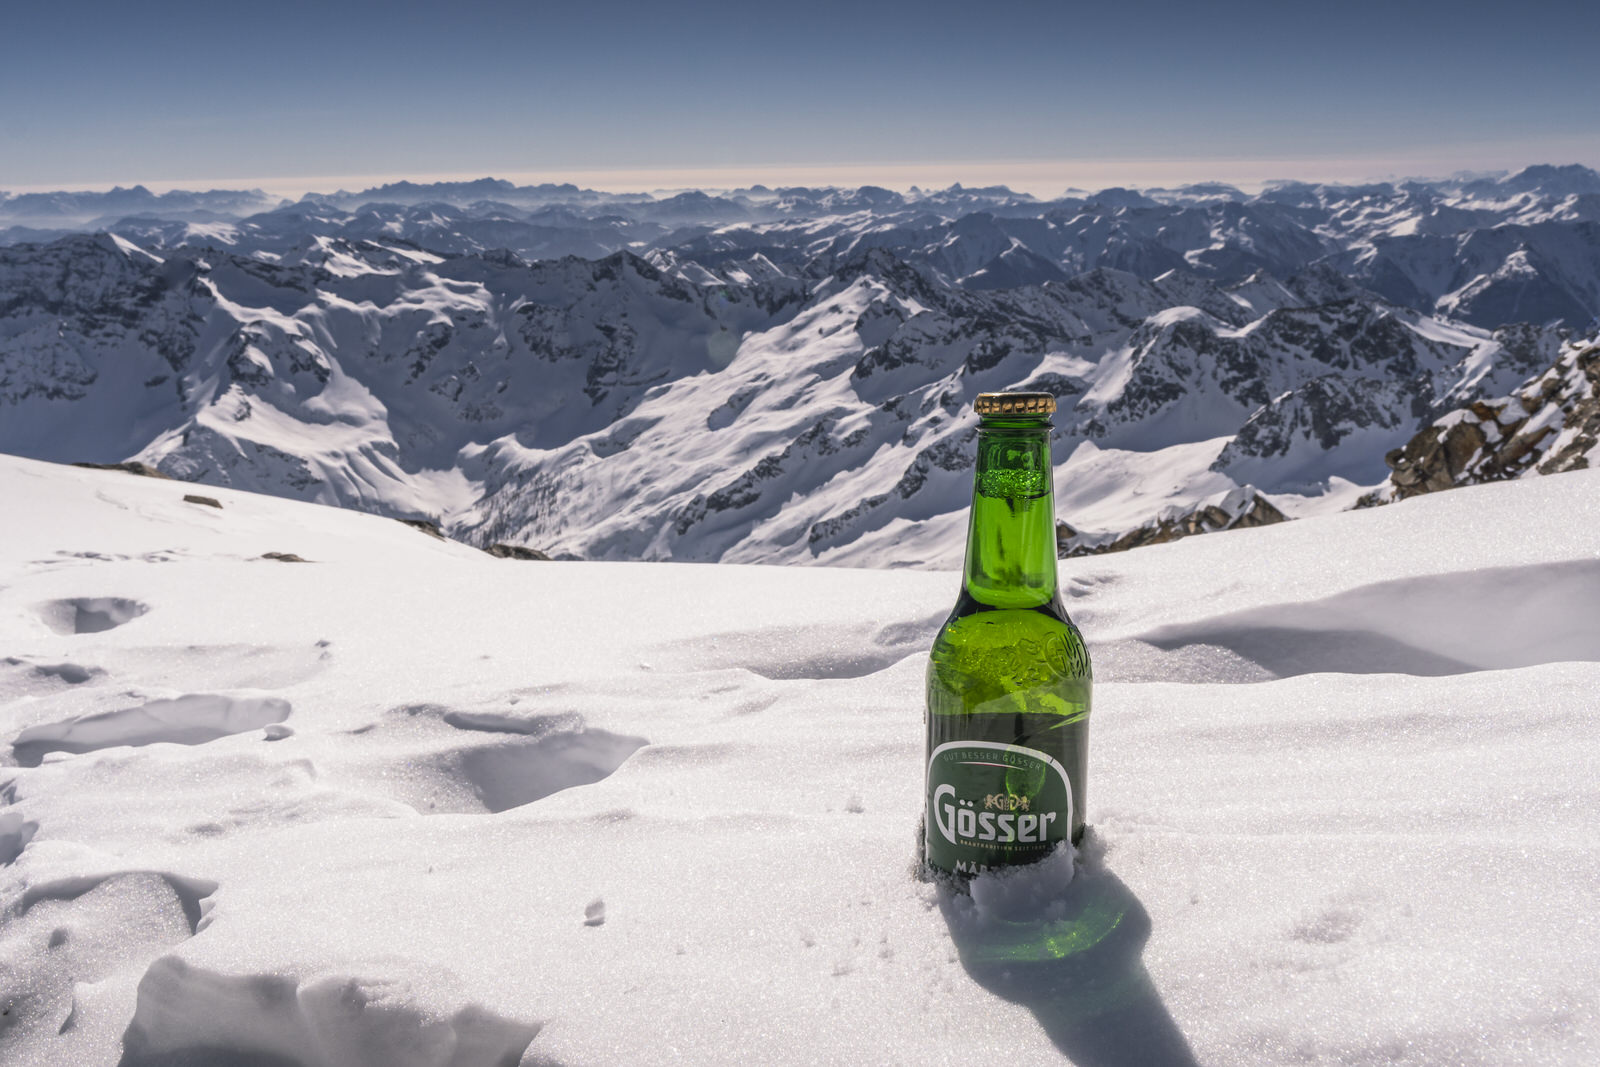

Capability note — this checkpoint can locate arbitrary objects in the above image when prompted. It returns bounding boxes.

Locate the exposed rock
[183,494,222,509]
[398,518,446,540]
[260,552,307,562]
[1058,486,1287,557]
[1211,374,1411,481]
[1385,340,1600,500]
[485,544,552,561]
[72,461,171,479]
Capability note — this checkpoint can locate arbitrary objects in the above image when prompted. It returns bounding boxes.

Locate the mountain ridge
[2,166,1595,566]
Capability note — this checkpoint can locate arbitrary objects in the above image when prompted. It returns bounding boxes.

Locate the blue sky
[3,0,1597,193]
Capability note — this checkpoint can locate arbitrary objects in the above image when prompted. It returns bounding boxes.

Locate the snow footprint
[0,657,107,700]
[12,694,292,766]
[439,712,646,814]
[453,728,648,814]
[647,618,932,680]
[349,708,646,815]
[0,812,38,865]
[34,597,149,635]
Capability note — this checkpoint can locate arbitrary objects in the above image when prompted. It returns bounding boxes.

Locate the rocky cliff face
[1058,486,1287,557]
[1383,338,1600,500]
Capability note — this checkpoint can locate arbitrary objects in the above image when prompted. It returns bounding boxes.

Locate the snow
[1520,400,1568,439]
[106,234,162,264]
[1399,310,1490,348]
[1263,475,1371,519]
[1055,437,1237,535]
[1432,407,1476,429]
[10,692,293,768]
[182,223,239,246]
[2,455,1599,1066]
[7,189,1588,565]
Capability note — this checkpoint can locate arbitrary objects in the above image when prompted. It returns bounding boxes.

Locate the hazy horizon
[7,149,1599,202]
[6,0,1596,196]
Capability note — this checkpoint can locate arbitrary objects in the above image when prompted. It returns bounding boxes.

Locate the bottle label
[925,741,1074,873]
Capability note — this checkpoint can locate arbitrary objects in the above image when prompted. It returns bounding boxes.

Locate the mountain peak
[1500,163,1600,197]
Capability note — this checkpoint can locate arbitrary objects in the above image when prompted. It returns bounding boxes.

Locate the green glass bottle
[925,391,1092,876]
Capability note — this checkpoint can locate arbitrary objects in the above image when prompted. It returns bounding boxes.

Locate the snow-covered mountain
[0,185,281,230]
[11,167,1598,329]
[2,167,1596,564]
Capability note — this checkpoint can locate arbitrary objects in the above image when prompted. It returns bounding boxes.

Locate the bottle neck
[962,416,1059,609]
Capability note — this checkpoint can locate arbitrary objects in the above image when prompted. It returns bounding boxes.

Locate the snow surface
[1,455,1598,1065]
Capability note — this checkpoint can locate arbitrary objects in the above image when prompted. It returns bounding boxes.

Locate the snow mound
[1122,559,1600,681]
[0,873,207,1054]
[120,959,540,1067]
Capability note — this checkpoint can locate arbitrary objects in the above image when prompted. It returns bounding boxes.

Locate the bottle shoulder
[936,589,1082,640]
[929,591,1093,703]
[934,605,1088,663]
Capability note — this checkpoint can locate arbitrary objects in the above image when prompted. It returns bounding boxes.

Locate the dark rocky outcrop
[1384,341,1600,501]
[72,461,171,479]
[1058,486,1287,557]
[485,543,552,561]
[398,518,446,540]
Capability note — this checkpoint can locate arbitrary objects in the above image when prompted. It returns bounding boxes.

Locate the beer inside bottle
[925,391,1091,876]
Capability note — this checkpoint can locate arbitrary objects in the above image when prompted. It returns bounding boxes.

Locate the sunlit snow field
[1,454,1596,1066]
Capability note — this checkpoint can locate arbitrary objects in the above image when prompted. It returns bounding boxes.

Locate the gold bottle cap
[974,391,1056,415]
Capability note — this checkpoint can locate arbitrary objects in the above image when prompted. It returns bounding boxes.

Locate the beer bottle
[925,391,1092,876]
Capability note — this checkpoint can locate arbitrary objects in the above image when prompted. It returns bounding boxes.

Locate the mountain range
[2,166,1597,565]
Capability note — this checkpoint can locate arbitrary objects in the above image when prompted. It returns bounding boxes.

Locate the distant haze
[6,151,1595,202]
[3,0,1596,192]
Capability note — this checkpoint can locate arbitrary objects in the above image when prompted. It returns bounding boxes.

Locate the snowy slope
[5,165,1600,565]
[0,232,1562,568]
[2,456,1597,1065]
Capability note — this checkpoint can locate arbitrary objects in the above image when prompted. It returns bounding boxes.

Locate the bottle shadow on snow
[120,1049,303,1067]
[936,833,1198,1067]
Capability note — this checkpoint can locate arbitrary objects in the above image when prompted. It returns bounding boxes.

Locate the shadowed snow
[1128,559,1600,681]
[454,729,648,814]
[36,597,149,635]
[13,694,292,766]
